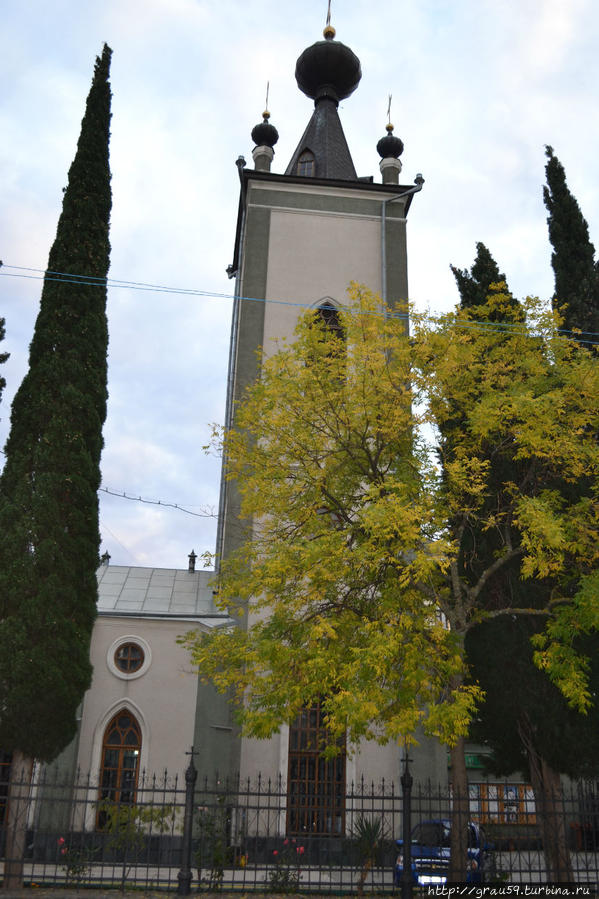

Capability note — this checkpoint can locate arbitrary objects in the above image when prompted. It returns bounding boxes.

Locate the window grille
[287,701,346,835]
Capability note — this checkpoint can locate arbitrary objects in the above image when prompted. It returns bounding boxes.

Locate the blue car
[394,819,493,886]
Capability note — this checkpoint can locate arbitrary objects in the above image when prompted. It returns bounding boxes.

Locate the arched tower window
[97,710,141,827]
[316,303,343,338]
[297,149,315,177]
[313,303,346,366]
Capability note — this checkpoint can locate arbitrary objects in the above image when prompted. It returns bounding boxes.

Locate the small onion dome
[251,111,279,148]
[295,28,362,104]
[377,123,404,159]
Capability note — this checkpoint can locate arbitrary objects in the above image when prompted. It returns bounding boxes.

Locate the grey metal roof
[96,564,226,621]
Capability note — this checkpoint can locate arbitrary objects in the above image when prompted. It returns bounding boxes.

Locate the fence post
[400,754,413,899]
[177,747,198,896]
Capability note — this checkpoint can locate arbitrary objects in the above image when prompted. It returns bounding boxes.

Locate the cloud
[3,0,599,570]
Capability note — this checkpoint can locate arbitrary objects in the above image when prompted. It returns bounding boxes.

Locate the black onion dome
[295,30,361,104]
[251,112,279,148]
[377,124,404,159]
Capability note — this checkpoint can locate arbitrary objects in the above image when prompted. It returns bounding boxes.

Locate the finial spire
[251,89,279,171]
[377,96,404,182]
[323,0,336,39]
[386,94,396,133]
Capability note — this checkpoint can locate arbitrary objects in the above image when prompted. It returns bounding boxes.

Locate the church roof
[285,98,357,180]
[96,564,228,623]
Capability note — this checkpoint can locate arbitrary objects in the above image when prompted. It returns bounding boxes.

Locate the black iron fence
[2,754,599,893]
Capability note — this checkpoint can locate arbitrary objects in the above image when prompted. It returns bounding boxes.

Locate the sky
[2,0,599,570]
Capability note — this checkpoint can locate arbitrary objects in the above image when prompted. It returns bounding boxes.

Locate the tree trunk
[357,856,373,897]
[531,759,573,883]
[519,715,573,882]
[449,736,469,883]
[3,750,34,891]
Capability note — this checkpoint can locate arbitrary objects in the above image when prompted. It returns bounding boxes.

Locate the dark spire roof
[285,26,361,181]
[285,98,357,180]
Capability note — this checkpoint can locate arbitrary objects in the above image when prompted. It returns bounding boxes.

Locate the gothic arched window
[316,303,343,338]
[97,710,141,827]
[312,303,346,366]
[297,149,315,177]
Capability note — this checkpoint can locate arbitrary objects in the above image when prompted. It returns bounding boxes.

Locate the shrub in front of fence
[56,835,97,885]
[268,838,305,893]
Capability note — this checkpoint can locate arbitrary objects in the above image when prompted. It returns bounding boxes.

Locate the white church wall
[76,616,199,782]
[260,200,384,356]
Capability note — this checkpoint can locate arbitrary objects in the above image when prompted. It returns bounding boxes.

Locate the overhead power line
[2,262,599,345]
[0,452,216,518]
[100,486,216,518]
[2,264,363,317]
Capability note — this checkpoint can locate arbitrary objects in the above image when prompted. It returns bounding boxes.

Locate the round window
[114,642,145,674]
[107,635,151,680]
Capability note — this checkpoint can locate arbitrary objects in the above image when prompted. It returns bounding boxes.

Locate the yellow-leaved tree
[182,284,599,880]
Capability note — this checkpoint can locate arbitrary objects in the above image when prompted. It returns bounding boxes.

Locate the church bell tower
[218,19,422,573]
[212,18,443,791]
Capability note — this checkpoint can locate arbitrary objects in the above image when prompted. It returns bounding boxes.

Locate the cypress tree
[0,314,8,404]
[466,617,599,781]
[453,242,594,879]
[544,145,599,341]
[0,44,112,763]
[443,245,524,875]
[450,240,519,316]
[448,243,522,588]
